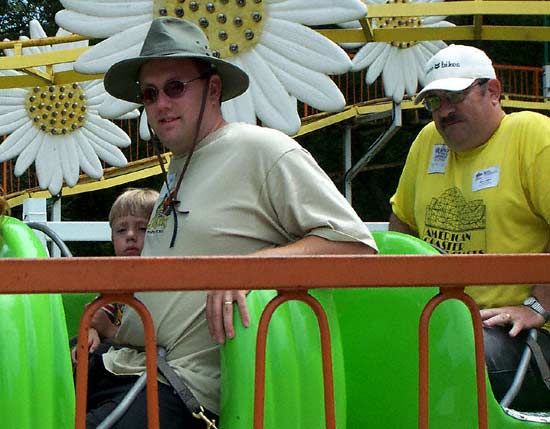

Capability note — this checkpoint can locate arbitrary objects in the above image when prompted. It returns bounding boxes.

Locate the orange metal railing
[2,253,550,428]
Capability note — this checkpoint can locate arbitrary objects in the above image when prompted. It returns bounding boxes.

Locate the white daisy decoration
[0,20,137,195]
[55,0,368,136]
[349,0,454,103]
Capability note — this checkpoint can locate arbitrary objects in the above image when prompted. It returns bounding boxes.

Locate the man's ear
[208,75,223,102]
[486,78,502,103]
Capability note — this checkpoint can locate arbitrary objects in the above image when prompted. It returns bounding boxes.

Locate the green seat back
[335,231,549,428]
[0,216,75,428]
[221,231,549,428]
[220,289,347,428]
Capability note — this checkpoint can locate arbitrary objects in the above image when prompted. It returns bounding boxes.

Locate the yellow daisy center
[153,0,266,59]
[25,83,87,135]
[379,0,420,49]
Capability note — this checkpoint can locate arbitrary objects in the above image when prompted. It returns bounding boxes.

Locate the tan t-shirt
[103,122,376,414]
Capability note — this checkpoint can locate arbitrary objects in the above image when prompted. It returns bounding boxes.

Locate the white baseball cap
[414,44,496,104]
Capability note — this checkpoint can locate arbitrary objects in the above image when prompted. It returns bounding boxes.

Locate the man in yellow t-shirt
[390,44,550,411]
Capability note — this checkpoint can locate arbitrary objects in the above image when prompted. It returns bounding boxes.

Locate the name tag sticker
[472,166,500,192]
[428,145,449,174]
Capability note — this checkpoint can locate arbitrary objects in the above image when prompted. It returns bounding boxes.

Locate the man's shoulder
[224,122,301,153]
[504,110,550,128]
[410,122,441,152]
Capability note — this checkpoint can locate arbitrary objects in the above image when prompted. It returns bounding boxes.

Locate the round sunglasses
[139,73,210,105]
[423,79,489,113]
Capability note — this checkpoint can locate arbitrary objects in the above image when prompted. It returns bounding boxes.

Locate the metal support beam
[343,126,353,203]
[343,102,402,204]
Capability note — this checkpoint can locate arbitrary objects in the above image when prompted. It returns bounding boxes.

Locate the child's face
[111,215,149,256]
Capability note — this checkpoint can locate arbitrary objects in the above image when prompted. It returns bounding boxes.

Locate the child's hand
[88,328,101,352]
[71,328,101,366]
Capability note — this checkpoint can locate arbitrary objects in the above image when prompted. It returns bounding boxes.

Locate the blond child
[72,188,159,363]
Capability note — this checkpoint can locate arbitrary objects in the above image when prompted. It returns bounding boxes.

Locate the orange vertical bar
[253,290,336,429]
[418,287,488,429]
[74,293,159,429]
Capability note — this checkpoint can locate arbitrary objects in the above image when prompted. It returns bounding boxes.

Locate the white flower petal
[48,149,65,195]
[74,131,104,178]
[0,89,28,103]
[365,44,391,84]
[35,136,56,190]
[0,108,29,128]
[0,122,37,161]
[139,110,151,141]
[0,69,21,77]
[58,136,80,187]
[118,111,140,120]
[74,22,149,74]
[0,104,23,115]
[270,0,368,25]
[423,16,450,26]
[0,115,31,136]
[84,114,131,148]
[55,9,151,39]
[239,50,301,135]
[221,88,256,125]
[14,132,44,176]
[420,40,447,56]
[81,80,105,104]
[98,95,140,119]
[81,127,128,167]
[59,0,151,17]
[400,49,418,96]
[262,18,351,74]
[352,42,387,71]
[255,44,345,112]
[29,19,48,39]
[382,48,401,101]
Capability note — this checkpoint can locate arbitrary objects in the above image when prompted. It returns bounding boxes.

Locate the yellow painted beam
[0,47,88,70]
[319,26,550,44]
[367,1,550,18]
[0,34,89,50]
[358,17,374,43]
[501,99,550,111]
[21,66,53,83]
[0,70,104,89]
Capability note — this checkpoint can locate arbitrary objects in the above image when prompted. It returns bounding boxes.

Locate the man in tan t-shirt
[96,17,377,428]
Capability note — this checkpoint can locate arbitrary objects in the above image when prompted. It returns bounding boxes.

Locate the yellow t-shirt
[391,111,550,308]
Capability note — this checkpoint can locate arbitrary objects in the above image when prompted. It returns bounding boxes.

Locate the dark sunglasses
[423,79,490,113]
[139,73,210,105]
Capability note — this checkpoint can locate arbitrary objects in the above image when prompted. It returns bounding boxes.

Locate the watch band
[523,296,550,321]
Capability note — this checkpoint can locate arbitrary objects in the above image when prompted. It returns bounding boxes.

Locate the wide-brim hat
[414,44,496,104]
[104,17,249,103]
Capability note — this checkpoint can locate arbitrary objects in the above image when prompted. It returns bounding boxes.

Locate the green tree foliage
[1,0,63,41]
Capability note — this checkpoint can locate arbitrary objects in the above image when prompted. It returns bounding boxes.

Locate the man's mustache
[439,114,461,127]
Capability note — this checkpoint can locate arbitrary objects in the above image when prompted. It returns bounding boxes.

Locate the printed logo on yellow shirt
[422,187,486,254]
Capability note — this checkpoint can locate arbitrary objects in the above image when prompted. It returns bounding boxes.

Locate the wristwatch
[523,296,550,321]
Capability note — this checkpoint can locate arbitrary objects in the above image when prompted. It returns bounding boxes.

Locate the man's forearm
[388,213,417,237]
[253,235,375,256]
